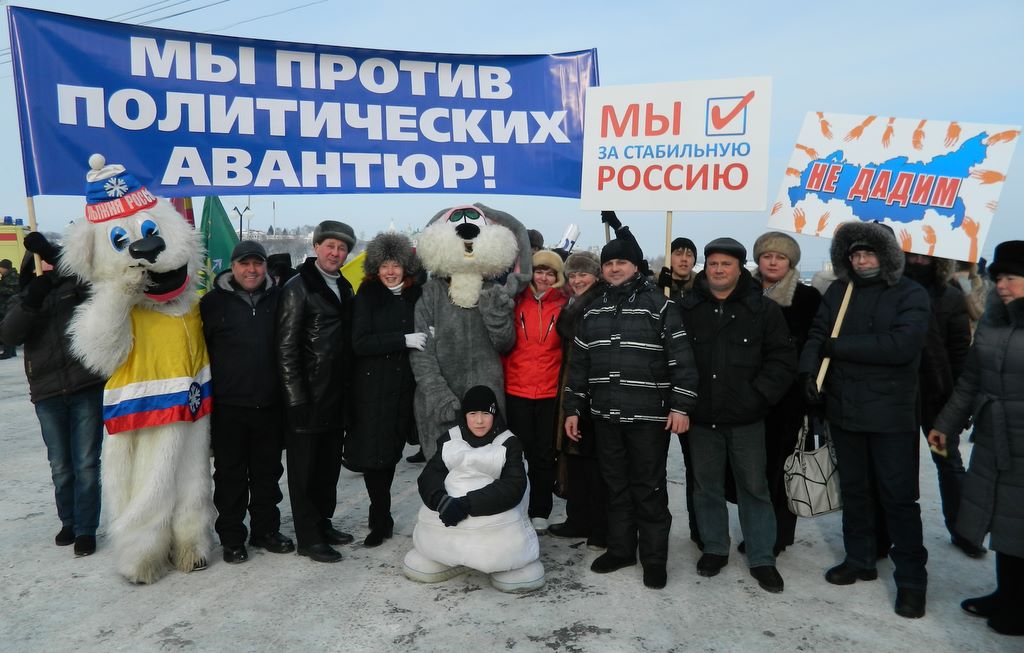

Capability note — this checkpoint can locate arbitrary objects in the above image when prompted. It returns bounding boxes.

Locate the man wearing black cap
[658,237,699,301]
[563,234,698,589]
[678,237,796,593]
[277,220,358,562]
[800,221,931,618]
[201,240,294,564]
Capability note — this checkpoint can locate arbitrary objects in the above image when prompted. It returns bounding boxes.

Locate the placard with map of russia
[768,112,1019,262]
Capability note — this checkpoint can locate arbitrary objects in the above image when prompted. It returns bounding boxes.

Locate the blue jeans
[34,385,104,536]
[690,421,777,567]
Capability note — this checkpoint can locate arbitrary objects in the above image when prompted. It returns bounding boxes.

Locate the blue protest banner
[8,7,597,199]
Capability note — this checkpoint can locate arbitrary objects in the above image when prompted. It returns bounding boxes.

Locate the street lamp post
[232,205,251,240]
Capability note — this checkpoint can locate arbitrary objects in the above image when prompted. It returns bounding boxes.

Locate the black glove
[23,232,61,266]
[801,372,824,407]
[657,266,673,289]
[287,403,309,431]
[437,494,469,527]
[23,274,53,309]
[600,210,622,231]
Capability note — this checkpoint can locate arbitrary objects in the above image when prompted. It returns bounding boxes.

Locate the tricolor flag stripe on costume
[104,379,212,419]
[104,396,212,435]
[103,369,212,406]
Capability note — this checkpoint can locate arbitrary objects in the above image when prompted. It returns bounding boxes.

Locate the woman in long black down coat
[751,232,821,555]
[346,232,424,546]
[929,240,1024,637]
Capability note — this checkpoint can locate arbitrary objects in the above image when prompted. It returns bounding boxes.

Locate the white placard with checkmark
[580,76,772,211]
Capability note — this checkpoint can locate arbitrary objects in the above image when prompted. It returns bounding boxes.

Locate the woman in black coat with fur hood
[345,232,424,546]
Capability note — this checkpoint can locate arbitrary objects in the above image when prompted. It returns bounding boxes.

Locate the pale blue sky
[2,0,1021,270]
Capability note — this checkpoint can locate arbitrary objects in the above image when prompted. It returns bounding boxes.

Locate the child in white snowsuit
[403,385,544,592]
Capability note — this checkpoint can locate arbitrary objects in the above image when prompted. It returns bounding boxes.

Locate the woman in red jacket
[503,249,568,532]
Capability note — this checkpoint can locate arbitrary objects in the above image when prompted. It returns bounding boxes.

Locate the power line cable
[209,0,327,32]
[138,0,234,26]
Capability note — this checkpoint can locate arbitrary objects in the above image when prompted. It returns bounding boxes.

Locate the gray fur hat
[363,232,421,277]
[564,250,600,277]
[830,221,904,286]
[753,231,801,267]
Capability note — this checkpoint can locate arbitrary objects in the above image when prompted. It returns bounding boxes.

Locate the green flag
[199,196,238,292]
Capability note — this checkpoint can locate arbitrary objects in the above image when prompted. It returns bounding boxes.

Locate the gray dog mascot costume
[410,203,531,460]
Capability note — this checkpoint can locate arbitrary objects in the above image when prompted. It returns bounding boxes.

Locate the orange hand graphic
[785,167,802,178]
[815,211,830,236]
[844,116,876,142]
[912,120,927,150]
[899,229,912,252]
[985,129,1020,146]
[771,201,782,216]
[944,122,961,147]
[881,129,894,148]
[986,200,998,213]
[795,144,819,159]
[970,170,1006,184]
[817,112,833,139]
[962,216,979,262]
[794,208,806,233]
[922,225,936,256]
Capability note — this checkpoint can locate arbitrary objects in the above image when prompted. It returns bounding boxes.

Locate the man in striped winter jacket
[563,236,698,590]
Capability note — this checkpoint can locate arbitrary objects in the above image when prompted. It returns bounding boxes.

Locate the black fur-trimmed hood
[830,221,905,286]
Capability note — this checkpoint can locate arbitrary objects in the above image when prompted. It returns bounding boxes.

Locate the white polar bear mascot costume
[61,155,213,584]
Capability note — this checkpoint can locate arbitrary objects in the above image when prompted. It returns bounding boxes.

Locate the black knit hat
[601,238,643,267]
[988,240,1024,279]
[0,259,11,270]
[671,237,697,255]
[704,237,747,264]
[462,385,498,415]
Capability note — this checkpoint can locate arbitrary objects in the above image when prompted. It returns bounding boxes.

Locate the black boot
[988,552,1024,636]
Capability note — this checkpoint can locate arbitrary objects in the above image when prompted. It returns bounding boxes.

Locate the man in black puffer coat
[800,221,930,619]
[563,236,698,590]
[276,221,357,563]
[679,238,796,594]
[201,240,293,565]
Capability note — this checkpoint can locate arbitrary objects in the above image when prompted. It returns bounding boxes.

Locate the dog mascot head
[417,203,531,308]
[60,154,202,315]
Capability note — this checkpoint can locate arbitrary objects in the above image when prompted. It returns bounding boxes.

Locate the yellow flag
[341,250,366,293]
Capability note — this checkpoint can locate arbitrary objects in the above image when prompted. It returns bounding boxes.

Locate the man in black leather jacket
[276,220,357,563]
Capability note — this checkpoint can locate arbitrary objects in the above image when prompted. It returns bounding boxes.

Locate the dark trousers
[286,426,344,548]
[831,425,928,590]
[505,394,556,520]
[594,421,671,566]
[563,453,608,539]
[677,433,701,542]
[764,410,802,549]
[921,422,966,536]
[363,466,396,532]
[211,403,285,547]
[689,422,778,567]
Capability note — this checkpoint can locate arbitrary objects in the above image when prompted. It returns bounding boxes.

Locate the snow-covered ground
[0,354,1012,652]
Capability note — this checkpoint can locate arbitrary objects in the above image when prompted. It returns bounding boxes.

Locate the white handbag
[783,417,842,517]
